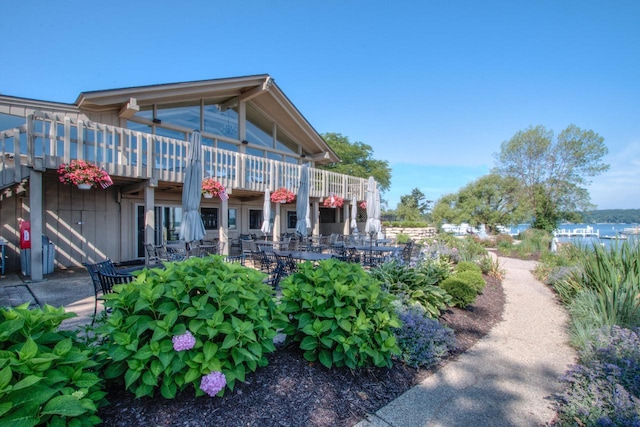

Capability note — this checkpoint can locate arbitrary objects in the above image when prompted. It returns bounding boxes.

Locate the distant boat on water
[600,234,628,240]
[620,226,640,235]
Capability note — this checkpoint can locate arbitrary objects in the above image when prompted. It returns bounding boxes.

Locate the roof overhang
[75,74,339,164]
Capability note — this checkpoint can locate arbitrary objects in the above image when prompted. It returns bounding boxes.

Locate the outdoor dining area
[85,232,418,325]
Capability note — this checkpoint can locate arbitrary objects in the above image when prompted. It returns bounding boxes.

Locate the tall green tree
[493,125,609,231]
[431,174,524,232]
[319,133,391,192]
[396,188,431,221]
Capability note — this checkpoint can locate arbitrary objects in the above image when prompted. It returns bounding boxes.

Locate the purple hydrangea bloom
[172,330,196,351]
[200,371,227,397]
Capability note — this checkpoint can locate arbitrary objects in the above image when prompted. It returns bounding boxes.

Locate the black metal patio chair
[83,260,133,325]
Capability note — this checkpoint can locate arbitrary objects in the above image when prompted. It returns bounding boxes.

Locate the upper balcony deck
[0,112,369,200]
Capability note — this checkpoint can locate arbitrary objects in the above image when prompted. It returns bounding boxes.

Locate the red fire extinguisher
[20,221,31,249]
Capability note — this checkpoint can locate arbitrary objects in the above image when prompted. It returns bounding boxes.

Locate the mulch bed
[98,276,505,426]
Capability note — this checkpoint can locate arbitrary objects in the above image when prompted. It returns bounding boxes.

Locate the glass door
[136,205,183,258]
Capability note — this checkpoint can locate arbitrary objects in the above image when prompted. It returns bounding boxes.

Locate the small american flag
[219,187,229,201]
[100,168,114,189]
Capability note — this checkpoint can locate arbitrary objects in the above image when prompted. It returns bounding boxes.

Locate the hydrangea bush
[280,259,401,369]
[98,256,287,398]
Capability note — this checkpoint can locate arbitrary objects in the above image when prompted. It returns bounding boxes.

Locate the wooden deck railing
[0,112,369,200]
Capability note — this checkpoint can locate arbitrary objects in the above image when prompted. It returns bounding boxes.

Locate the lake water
[508,223,640,250]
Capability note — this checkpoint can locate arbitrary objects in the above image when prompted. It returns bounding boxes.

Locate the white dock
[553,226,599,238]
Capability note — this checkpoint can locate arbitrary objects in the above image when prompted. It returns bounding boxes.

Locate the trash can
[20,235,55,275]
[42,235,54,274]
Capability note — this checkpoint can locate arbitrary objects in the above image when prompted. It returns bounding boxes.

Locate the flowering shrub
[98,256,287,398]
[553,326,640,426]
[323,195,344,208]
[270,187,295,203]
[280,259,401,369]
[393,304,456,368]
[200,371,227,397]
[201,178,225,197]
[0,303,107,425]
[57,160,110,187]
[172,330,196,351]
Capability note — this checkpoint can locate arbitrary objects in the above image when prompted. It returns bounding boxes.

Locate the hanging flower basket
[57,160,110,189]
[323,195,344,208]
[271,187,295,204]
[202,178,225,198]
[359,201,367,209]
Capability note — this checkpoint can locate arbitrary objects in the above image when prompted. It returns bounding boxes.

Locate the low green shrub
[439,275,478,308]
[98,256,286,398]
[455,261,482,275]
[370,260,452,319]
[495,233,514,247]
[454,270,486,293]
[280,259,401,369]
[0,303,107,426]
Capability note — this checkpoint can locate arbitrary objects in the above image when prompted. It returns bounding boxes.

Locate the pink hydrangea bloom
[200,371,227,397]
[172,330,196,351]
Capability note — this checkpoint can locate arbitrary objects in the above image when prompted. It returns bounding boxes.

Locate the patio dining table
[274,250,333,262]
[353,245,401,253]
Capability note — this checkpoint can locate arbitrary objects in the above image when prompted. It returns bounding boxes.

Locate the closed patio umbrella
[179,130,206,249]
[364,177,381,237]
[296,164,310,237]
[350,198,357,232]
[261,188,271,237]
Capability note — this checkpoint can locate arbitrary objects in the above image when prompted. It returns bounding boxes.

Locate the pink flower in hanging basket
[201,178,225,197]
[323,195,344,208]
[57,160,110,187]
[271,187,295,203]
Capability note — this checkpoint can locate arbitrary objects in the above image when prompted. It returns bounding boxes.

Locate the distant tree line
[581,209,640,224]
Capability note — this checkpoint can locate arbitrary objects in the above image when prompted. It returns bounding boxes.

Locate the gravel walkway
[358,256,576,427]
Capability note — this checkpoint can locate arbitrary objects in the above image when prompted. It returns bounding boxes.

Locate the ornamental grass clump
[0,303,107,426]
[97,256,287,399]
[552,326,640,426]
[279,259,401,369]
[392,304,456,368]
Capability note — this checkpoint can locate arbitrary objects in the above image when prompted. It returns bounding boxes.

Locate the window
[246,104,273,148]
[0,113,25,132]
[287,211,297,229]
[320,208,337,223]
[276,129,299,155]
[249,210,263,230]
[204,104,238,138]
[201,208,218,230]
[156,104,201,130]
[228,208,237,230]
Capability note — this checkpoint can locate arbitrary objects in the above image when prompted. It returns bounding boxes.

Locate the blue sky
[2,0,638,209]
